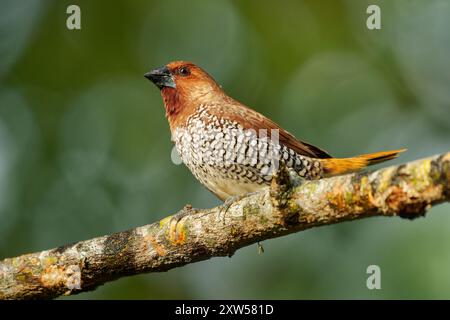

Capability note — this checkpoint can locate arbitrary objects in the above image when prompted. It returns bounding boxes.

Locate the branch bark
[1,152,449,299]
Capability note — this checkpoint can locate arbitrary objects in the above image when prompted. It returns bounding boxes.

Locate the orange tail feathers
[321,149,407,177]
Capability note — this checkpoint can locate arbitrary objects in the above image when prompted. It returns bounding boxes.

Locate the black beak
[144,66,176,89]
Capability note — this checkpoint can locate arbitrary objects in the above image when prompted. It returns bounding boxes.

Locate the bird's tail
[321,149,407,177]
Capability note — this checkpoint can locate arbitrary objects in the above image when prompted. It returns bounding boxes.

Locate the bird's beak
[144,66,176,89]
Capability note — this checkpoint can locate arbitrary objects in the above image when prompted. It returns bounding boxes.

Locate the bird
[144,61,405,202]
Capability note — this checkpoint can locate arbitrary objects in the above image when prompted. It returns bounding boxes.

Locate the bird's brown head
[145,61,223,127]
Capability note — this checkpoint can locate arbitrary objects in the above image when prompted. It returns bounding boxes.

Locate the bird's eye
[178,66,190,76]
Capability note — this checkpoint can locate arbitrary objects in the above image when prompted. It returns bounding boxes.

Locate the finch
[145,61,405,201]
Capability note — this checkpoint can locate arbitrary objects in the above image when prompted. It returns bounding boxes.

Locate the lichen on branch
[0,152,449,300]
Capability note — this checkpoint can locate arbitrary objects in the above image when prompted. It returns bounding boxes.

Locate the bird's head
[145,61,223,125]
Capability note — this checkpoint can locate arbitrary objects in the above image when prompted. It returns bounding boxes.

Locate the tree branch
[1,153,449,299]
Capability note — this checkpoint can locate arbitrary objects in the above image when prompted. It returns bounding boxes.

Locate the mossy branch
[0,152,449,299]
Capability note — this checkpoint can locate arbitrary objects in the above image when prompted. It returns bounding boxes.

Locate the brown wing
[279,129,332,159]
[210,98,332,159]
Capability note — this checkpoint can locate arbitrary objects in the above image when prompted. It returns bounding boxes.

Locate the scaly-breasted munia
[145,61,405,201]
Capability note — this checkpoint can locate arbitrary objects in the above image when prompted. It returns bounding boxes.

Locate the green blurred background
[0,0,449,299]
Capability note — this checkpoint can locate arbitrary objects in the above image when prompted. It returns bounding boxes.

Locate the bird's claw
[218,195,242,224]
[169,204,193,227]
[218,193,258,224]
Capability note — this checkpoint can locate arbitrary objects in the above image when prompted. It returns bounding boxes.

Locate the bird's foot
[169,204,193,227]
[165,204,196,245]
[218,193,257,224]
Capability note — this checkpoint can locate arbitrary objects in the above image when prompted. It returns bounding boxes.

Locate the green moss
[259,215,269,224]
[287,198,301,212]
[299,182,317,196]
[42,256,58,267]
[230,226,240,236]
[377,169,395,194]
[360,176,367,186]
[242,203,259,218]
[181,220,191,238]
[409,160,431,192]
[345,191,353,205]
[159,215,173,228]
[16,273,27,282]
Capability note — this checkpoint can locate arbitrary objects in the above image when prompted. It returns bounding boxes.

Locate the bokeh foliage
[0,0,449,299]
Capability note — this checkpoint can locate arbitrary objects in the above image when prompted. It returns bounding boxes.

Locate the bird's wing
[211,99,332,159]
